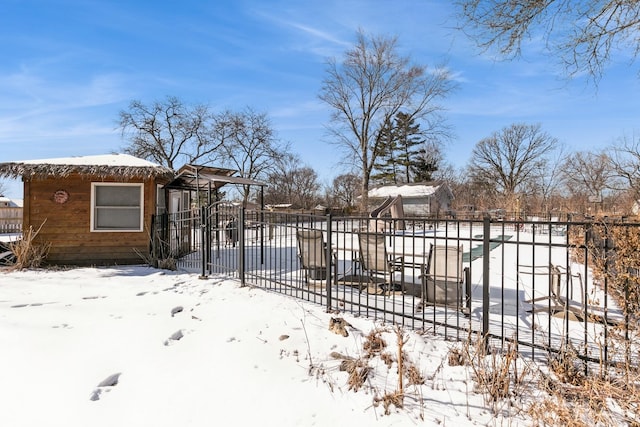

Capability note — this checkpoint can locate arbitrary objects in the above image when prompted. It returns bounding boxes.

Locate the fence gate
[152,202,244,276]
[201,202,243,277]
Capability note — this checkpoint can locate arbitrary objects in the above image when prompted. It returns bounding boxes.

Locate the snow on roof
[266,203,293,209]
[0,197,22,207]
[15,153,162,168]
[0,153,174,179]
[368,183,441,198]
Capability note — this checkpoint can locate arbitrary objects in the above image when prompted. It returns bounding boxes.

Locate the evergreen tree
[394,112,425,182]
[412,143,440,182]
[371,118,400,185]
[371,112,430,184]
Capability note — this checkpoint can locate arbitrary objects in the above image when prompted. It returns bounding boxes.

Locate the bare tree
[290,168,321,209]
[449,171,492,213]
[0,181,7,197]
[118,96,220,169]
[608,134,640,203]
[431,161,457,184]
[213,108,288,204]
[468,123,558,211]
[264,153,298,206]
[561,150,614,197]
[329,173,361,211]
[264,154,321,209]
[319,30,455,212]
[456,1,640,82]
[560,150,616,215]
[525,144,568,215]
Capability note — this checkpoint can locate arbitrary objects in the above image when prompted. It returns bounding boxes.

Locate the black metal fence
[152,203,639,370]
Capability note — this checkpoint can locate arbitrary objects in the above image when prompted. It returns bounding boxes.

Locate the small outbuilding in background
[367,182,454,217]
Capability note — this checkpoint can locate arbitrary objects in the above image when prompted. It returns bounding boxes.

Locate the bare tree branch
[468,123,558,210]
[456,0,640,82]
[118,96,221,169]
[212,108,289,203]
[319,30,455,212]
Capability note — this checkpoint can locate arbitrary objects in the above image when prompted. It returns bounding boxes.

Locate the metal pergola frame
[163,163,266,208]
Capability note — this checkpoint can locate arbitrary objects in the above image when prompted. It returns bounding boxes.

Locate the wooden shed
[367,182,454,217]
[0,154,174,266]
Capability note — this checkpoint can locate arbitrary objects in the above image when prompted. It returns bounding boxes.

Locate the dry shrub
[529,374,640,426]
[374,391,404,415]
[568,220,639,375]
[330,352,370,392]
[575,220,640,320]
[604,224,640,317]
[549,343,585,386]
[342,359,370,392]
[526,395,587,427]
[363,328,387,357]
[134,247,177,271]
[527,334,640,426]
[372,327,423,416]
[380,352,395,367]
[448,346,467,367]
[330,325,427,418]
[9,221,50,269]
[156,257,177,270]
[136,225,178,271]
[465,335,531,412]
[405,364,425,386]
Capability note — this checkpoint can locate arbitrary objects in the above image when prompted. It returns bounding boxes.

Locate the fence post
[199,206,208,280]
[149,214,157,260]
[325,214,332,310]
[239,207,246,286]
[482,215,491,351]
[205,205,211,275]
[625,269,632,369]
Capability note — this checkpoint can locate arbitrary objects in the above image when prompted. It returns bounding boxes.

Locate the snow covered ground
[0,265,534,426]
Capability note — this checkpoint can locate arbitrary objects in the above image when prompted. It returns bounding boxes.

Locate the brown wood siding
[22,174,159,265]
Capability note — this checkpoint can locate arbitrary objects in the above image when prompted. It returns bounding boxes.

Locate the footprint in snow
[52,323,72,329]
[90,372,121,401]
[10,304,29,308]
[164,329,184,346]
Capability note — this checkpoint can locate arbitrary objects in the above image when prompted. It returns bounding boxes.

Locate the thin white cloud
[285,21,350,47]
[0,69,129,111]
[248,5,351,58]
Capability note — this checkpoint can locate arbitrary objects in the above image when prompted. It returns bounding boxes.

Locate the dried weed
[9,220,50,269]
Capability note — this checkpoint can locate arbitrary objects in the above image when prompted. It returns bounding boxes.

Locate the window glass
[96,185,140,206]
[92,184,143,231]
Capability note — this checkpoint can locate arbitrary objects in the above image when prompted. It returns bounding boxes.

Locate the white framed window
[91,183,144,232]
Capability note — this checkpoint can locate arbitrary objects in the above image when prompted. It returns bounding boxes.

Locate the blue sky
[1,0,639,198]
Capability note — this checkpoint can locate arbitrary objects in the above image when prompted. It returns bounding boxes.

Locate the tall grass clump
[9,220,50,269]
[459,333,532,415]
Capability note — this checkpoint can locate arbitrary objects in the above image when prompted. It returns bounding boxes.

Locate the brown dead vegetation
[9,221,50,269]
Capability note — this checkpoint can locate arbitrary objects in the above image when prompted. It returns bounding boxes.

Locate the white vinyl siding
[91,183,144,232]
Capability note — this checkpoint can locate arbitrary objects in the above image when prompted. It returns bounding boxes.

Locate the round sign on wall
[53,189,69,204]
